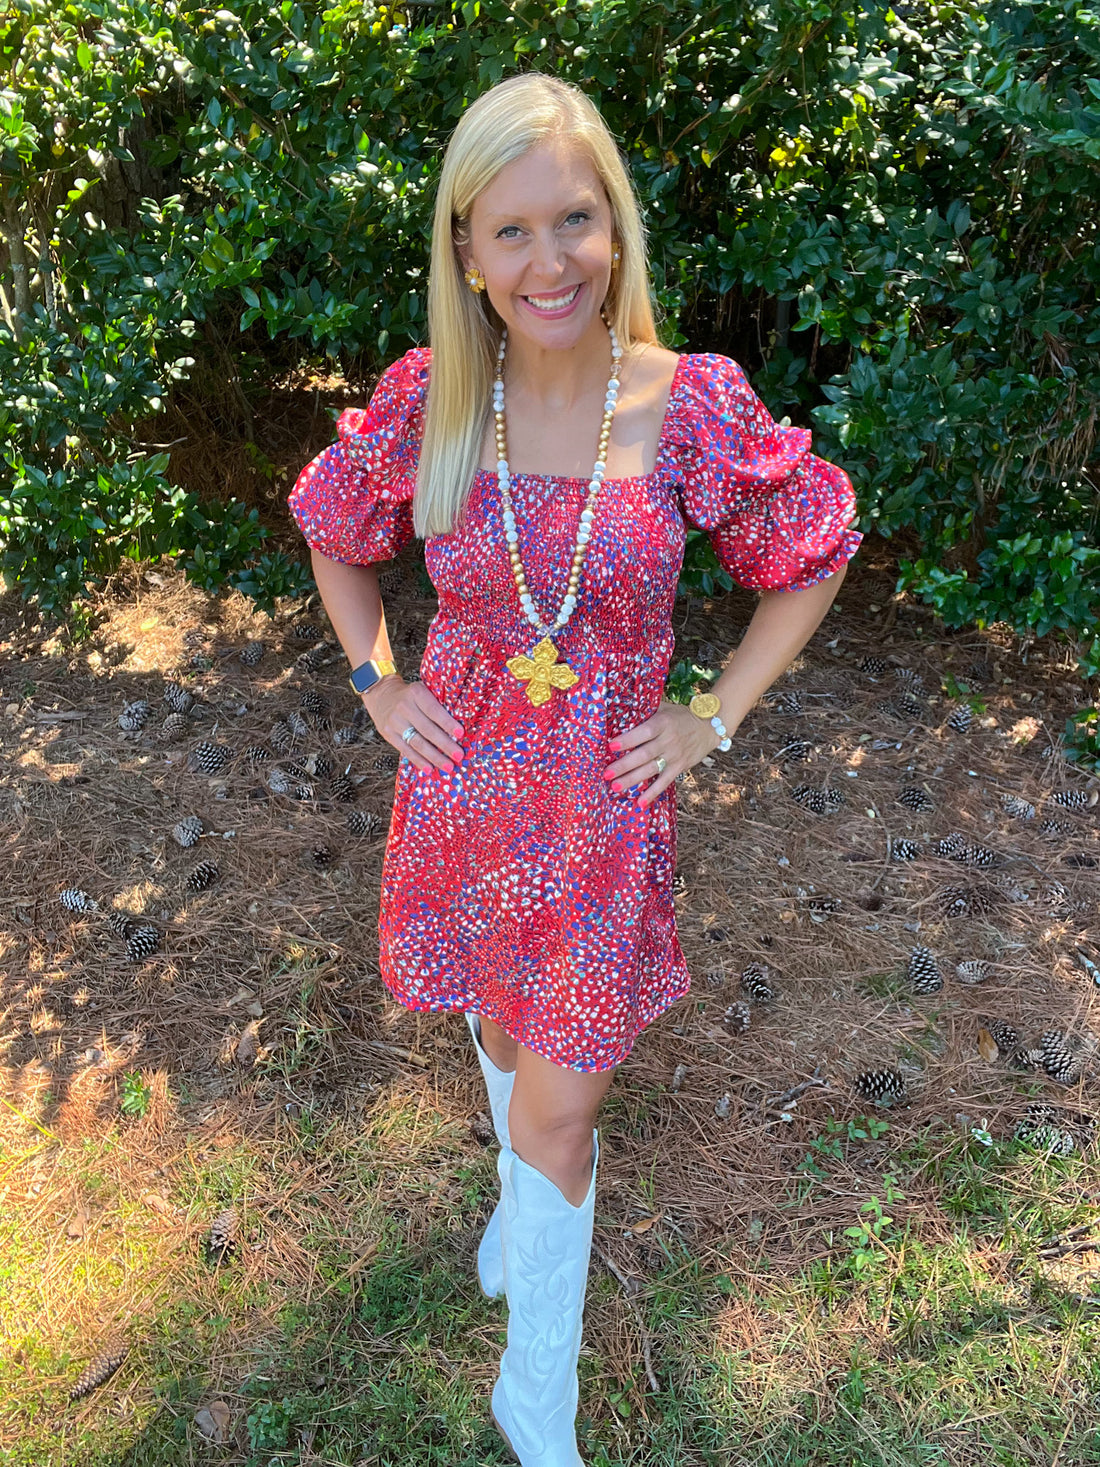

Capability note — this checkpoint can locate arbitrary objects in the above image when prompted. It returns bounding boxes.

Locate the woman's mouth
[521,284,583,317]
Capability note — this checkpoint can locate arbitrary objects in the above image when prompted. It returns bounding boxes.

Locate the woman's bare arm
[309,548,464,772]
[606,567,847,805]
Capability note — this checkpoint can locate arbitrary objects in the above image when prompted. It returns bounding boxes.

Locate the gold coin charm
[689,692,721,721]
[506,638,579,707]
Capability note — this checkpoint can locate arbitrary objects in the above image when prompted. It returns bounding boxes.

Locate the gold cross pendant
[506,637,579,707]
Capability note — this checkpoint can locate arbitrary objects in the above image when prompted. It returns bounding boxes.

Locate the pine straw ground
[1,551,1098,1466]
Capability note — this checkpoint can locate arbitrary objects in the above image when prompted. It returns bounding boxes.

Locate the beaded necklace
[496,323,623,706]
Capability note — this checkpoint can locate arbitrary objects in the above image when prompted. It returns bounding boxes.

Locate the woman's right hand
[362,675,465,774]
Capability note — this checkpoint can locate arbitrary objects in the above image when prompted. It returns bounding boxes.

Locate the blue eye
[566,211,590,225]
[496,225,521,239]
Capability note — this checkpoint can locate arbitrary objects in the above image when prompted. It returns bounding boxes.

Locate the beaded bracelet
[688,691,732,751]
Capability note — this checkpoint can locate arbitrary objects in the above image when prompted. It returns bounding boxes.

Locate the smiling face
[459,135,616,354]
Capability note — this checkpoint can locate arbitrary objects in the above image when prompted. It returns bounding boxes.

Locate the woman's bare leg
[478,1013,518,1074]
[507,1044,616,1206]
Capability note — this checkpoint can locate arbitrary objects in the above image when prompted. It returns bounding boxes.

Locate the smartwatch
[348,658,398,696]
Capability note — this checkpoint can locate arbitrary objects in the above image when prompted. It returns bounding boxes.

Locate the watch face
[690,692,721,719]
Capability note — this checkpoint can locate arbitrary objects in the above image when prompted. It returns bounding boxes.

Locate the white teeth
[525,286,580,312]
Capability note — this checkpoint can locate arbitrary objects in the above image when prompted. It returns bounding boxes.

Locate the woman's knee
[508,1047,616,1141]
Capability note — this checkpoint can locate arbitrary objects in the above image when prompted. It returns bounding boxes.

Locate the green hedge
[1,0,1097,676]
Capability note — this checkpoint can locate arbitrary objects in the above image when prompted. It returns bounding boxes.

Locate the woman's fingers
[605,714,668,784]
[604,703,717,803]
[637,764,678,808]
[410,683,466,763]
[388,684,465,773]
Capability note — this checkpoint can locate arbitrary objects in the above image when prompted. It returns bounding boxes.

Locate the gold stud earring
[464,265,486,294]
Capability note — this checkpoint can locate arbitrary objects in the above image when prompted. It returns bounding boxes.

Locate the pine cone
[1001,793,1036,821]
[293,782,316,802]
[1050,789,1097,810]
[861,656,889,678]
[986,1018,1020,1052]
[955,959,992,985]
[791,784,843,815]
[374,751,400,774]
[118,699,151,731]
[172,816,204,849]
[893,691,926,719]
[945,841,997,868]
[740,962,775,1002]
[126,924,161,963]
[245,744,272,762]
[933,833,968,859]
[186,861,220,892]
[291,622,324,641]
[239,641,265,666]
[270,718,294,753]
[1040,818,1074,838]
[346,809,381,836]
[69,1344,128,1401]
[1014,1106,1076,1155]
[328,772,356,803]
[299,689,329,716]
[59,887,98,914]
[897,786,933,813]
[296,643,332,673]
[854,1069,907,1105]
[1008,1046,1045,1071]
[894,668,924,692]
[105,910,138,941]
[907,946,944,994]
[779,739,812,763]
[158,711,190,742]
[163,681,194,714]
[207,1205,239,1256]
[704,962,725,989]
[947,706,973,733]
[805,895,842,916]
[723,1001,751,1034]
[776,690,804,716]
[1040,1030,1082,1084]
[891,839,922,862]
[189,741,233,775]
[267,768,294,795]
[938,883,999,918]
[311,846,332,868]
[286,710,310,740]
[332,724,361,747]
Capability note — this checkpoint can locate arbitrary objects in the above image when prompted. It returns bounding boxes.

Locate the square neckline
[474,351,687,488]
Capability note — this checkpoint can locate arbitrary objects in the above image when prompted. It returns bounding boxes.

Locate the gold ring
[655,755,667,774]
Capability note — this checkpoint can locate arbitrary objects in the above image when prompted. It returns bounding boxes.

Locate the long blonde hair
[414,73,658,539]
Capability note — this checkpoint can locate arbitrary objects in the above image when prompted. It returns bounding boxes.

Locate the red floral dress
[289,348,860,1072]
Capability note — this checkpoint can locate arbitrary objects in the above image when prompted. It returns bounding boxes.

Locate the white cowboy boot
[490,1130,599,1466]
[466,1011,516,1299]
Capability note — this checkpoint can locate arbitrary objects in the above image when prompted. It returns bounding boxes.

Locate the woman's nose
[528,233,565,282]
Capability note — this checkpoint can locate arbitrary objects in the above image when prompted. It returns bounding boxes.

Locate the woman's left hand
[604,700,721,809]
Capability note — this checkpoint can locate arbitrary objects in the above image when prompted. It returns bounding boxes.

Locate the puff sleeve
[668,353,861,592]
[287,346,430,565]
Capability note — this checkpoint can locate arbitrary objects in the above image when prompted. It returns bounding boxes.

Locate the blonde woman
[289,73,859,1466]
